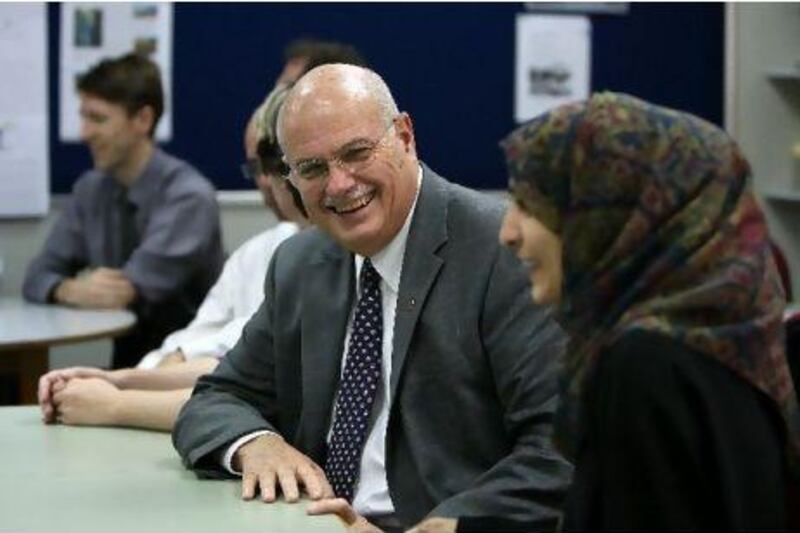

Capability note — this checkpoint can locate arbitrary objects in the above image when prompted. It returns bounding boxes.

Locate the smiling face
[279,66,418,256]
[499,201,563,305]
[79,92,152,180]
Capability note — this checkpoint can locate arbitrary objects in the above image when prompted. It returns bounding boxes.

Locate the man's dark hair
[256,115,307,219]
[77,53,164,136]
[284,38,367,72]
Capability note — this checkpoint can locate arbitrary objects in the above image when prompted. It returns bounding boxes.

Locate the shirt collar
[355,165,423,293]
[124,147,164,207]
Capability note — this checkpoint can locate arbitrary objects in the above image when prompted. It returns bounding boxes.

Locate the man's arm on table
[39,357,219,423]
[21,189,94,304]
[173,247,332,501]
[21,181,137,309]
[51,378,192,431]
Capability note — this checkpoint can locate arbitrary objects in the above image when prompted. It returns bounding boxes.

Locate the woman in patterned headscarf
[493,92,799,530]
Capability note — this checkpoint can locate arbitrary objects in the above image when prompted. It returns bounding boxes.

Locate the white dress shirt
[137,222,300,369]
[224,168,423,516]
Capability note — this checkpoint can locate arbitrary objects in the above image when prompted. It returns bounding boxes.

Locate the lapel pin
[400,296,416,311]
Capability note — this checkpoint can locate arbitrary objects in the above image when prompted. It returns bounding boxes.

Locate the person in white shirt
[36,83,307,431]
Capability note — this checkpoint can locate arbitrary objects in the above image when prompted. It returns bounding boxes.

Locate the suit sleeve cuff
[25,272,65,303]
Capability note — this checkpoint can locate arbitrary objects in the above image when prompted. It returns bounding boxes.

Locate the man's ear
[396,112,416,155]
[132,105,156,136]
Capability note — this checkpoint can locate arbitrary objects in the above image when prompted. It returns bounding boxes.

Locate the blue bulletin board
[46,2,724,193]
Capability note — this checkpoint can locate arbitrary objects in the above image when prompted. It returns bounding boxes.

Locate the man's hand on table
[50,377,122,426]
[38,366,125,423]
[54,268,136,309]
[306,498,383,532]
[234,433,334,503]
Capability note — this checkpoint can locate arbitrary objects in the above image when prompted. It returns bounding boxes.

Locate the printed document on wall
[59,2,173,142]
[515,14,591,123]
[0,3,49,217]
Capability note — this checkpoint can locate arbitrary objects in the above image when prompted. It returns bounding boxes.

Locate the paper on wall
[515,14,591,123]
[0,3,49,217]
[59,2,173,142]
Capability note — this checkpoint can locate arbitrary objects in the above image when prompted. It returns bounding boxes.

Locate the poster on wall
[59,2,173,142]
[0,3,49,217]
[514,14,591,123]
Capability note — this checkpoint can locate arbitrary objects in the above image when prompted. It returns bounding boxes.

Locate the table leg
[0,347,48,405]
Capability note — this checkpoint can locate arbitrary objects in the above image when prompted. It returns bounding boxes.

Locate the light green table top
[0,297,136,350]
[0,406,343,532]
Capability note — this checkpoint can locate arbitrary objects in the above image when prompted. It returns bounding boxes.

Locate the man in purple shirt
[23,53,224,368]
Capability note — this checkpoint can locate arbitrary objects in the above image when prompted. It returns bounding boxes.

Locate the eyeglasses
[240,158,261,181]
[256,139,291,179]
[286,118,398,186]
[241,157,291,181]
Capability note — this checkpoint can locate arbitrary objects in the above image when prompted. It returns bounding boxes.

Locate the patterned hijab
[501,92,800,468]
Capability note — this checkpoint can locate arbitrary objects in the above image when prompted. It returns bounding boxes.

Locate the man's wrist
[227,430,279,474]
[108,368,133,389]
[53,279,75,305]
[107,389,128,426]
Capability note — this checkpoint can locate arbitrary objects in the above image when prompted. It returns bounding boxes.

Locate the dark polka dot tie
[324,258,383,502]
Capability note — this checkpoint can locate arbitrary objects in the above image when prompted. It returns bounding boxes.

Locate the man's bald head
[273,63,419,257]
[277,64,399,155]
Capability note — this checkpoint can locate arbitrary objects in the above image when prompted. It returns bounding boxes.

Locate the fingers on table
[242,461,331,504]
[277,465,302,502]
[297,462,326,500]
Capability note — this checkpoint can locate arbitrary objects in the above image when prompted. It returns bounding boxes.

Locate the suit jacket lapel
[390,165,448,400]
[297,239,354,458]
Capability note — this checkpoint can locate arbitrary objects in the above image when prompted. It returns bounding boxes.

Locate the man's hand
[233,434,334,503]
[156,349,186,368]
[307,498,382,532]
[51,377,122,426]
[406,517,458,533]
[38,366,123,423]
[54,268,136,309]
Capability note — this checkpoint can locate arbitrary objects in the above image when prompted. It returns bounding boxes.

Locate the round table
[0,297,136,404]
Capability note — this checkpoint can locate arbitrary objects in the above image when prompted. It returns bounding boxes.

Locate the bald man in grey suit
[173,65,571,531]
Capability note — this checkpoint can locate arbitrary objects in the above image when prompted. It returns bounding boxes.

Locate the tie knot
[115,189,135,210]
[361,258,380,288]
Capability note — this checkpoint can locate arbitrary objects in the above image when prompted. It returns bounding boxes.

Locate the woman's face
[499,201,563,306]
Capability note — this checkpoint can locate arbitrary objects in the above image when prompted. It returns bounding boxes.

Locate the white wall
[727,3,800,298]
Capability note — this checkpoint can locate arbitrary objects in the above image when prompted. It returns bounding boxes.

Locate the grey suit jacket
[173,165,572,527]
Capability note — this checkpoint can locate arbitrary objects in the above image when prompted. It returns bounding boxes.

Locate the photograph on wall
[133,3,158,19]
[514,14,591,123]
[59,2,173,142]
[74,8,102,47]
